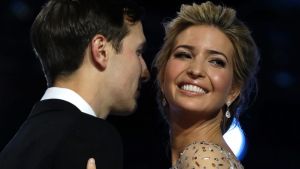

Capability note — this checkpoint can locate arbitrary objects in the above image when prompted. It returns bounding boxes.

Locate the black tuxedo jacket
[0,99,123,169]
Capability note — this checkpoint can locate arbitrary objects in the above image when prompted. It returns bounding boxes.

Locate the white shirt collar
[41,87,97,117]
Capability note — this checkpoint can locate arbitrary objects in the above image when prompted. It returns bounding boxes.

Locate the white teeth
[181,84,206,94]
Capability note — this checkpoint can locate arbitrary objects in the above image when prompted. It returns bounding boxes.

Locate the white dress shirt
[41,87,96,117]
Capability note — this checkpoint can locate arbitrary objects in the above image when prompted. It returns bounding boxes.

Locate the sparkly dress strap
[172,141,244,169]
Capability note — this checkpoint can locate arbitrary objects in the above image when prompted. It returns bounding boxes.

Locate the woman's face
[162,25,239,118]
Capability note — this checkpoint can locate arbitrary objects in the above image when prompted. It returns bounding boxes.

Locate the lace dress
[171,141,244,169]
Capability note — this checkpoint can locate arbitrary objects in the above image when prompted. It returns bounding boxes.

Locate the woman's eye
[210,59,226,67]
[174,52,192,59]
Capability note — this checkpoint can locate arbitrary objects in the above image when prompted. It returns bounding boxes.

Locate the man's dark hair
[31,0,143,86]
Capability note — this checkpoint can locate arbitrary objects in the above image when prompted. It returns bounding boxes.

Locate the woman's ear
[91,34,109,70]
[227,85,241,104]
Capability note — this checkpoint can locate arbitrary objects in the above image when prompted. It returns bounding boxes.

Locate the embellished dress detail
[172,141,244,169]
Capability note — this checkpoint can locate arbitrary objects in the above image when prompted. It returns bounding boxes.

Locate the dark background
[0,0,299,168]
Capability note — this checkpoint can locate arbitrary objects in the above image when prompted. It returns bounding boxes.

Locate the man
[0,0,149,169]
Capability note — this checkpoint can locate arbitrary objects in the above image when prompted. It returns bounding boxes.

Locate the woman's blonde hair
[154,1,260,132]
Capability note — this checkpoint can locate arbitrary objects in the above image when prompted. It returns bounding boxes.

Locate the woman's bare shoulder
[172,141,244,169]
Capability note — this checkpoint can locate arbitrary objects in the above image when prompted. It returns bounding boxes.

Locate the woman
[86,1,259,169]
[154,1,259,168]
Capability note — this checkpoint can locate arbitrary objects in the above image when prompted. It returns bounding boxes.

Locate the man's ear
[91,34,109,70]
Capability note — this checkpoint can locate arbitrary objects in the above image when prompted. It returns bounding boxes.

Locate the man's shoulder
[27,99,118,135]
[32,99,121,143]
[0,99,122,169]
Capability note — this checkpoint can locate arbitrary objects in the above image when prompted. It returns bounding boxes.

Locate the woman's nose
[187,61,205,79]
